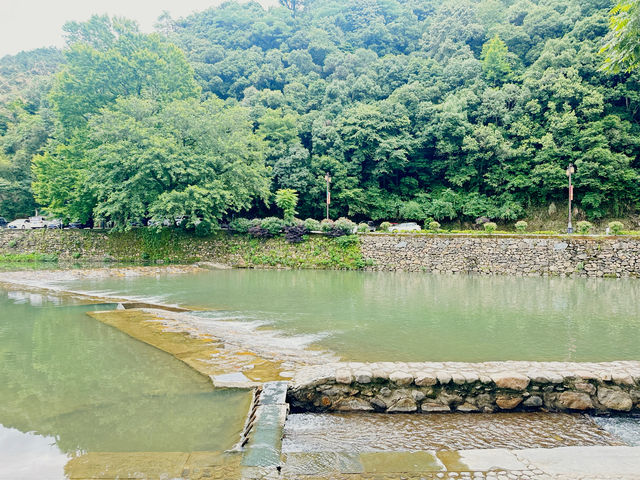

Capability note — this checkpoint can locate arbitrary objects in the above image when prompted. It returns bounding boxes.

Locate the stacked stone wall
[289,362,640,415]
[3,230,640,277]
[361,234,640,277]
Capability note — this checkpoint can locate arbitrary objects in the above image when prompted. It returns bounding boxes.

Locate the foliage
[481,35,512,85]
[229,218,253,233]
[5,3,640,224]
[304,218,321,231]
[378,221,392,232]
[284,223,308,243]
[0,252,58,262]
[275,188,299,222]
[320,219,334,233]
[576,220,594,234]
[484,222,498,233]
[333,235,359,247]
[601,0,640,72]
[608,220,624,234]
[515,220,528,232]
[249,216,285,238]
[427,220,441,231]
[357,222,369,233]
[333,217,357,236]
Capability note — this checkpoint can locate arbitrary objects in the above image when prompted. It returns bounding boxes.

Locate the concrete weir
[288,361,640,414]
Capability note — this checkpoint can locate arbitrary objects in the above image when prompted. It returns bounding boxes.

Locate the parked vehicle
[388,222,421,232]
[8,219,30,229]
[0,217,7,228]
[28,216,48,229]
[68,221,86,229]
[46,219,63,229]
[148,219,173,227]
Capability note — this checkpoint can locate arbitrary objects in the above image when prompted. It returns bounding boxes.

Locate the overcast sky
[0,0,279,58]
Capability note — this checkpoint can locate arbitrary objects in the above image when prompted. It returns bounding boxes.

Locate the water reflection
[0,290,251,454]
[0,426,69,480]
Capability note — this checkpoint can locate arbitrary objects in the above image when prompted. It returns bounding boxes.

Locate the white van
[28,216,48,228]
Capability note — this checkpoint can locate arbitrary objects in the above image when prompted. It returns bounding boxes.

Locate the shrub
[320,219,335,233]
[427,221,441,231]
[7,240,16,248]
[284,224,308,243]
[334,235,359,247]
[608,221,624,235]
[229,218,253,233]
[576,221,593,234]
[261,217,285,236]
[304,218,322,232]
[484,222,497,233]
[72,252,82,259]
[357,223,369,233]
[334,217,356,236]
[515,220,528,233]
[379,221,391,232]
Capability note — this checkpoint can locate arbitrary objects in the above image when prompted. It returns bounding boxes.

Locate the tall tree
[601,0,640,71]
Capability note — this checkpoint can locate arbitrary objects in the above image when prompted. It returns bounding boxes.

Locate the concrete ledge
[289,361,640,414]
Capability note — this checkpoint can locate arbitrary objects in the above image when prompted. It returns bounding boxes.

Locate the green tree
[601,0,640,72]
[481,35,512,85]
[51,15,200,132]
[275,188,299,222]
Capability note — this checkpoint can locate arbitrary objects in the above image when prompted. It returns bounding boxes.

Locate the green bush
[484,222,497,233]
[333,217,356,236]
[515,220,528,232]
[334,235,359,247]
[229,218,253,233]
[427,221,440,231]
[320,219,335,232]
[7,240,17,248]
[608,221,624,235]
[357,223,369,233]
[260,217,285,236]
[304,218,322,232]
[379,221,391,232]
[576,221,593,234]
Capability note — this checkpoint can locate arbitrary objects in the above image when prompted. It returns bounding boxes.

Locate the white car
[388,222,422,232]
[7,219,31,229]
[28,216,48,228]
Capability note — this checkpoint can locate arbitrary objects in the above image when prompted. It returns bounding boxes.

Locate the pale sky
[0,0,279,58]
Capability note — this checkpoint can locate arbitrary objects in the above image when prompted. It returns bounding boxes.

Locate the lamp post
[566,163,575,234]
[324,173,332,220]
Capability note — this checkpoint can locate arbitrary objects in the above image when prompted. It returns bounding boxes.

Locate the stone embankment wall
[3,230,640,277]
[360,234,640,277]
[289,361,640,415]
[0,229,363,269]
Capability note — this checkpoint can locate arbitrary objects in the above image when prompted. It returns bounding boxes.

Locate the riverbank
[2,228,640,277]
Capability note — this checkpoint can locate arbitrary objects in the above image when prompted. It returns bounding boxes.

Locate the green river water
[62,269,640,362]
[0,289,250,479]
[1,269,640,478]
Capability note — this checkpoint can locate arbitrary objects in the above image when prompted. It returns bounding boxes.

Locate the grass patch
[0,253,58,263]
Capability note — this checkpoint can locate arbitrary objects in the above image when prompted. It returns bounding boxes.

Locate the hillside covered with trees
[1,0,640,230]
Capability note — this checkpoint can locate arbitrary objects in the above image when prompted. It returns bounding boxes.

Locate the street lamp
[566,163,575,234]
[324,173,332,220]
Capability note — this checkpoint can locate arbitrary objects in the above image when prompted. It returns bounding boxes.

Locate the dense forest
[1,0,640,230]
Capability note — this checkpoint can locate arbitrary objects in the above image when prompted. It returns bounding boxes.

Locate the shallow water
[282,412,628,452]
[0,288,251,478]
[61,269,640,362]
